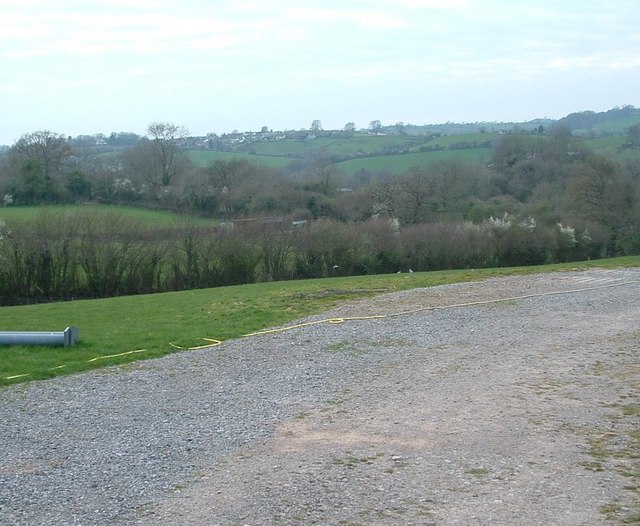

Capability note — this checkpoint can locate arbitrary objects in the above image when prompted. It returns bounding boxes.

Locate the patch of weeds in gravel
[516,378,569,396]
[326,339,371,357]
[621,404,640,416]
[320,397,344,410]
[601,503,640,525]
[585,415,640,523]
[384,455,410,473]
[357,499,436,524]
[368,338,413,348]
[466,467,489,479]
[405,499,435,516]
[581,460,607,472]
[357,507,401,523]
[326,338,410,357]
[331,451,384,469]
[485,298,520,309]
[576,339,640,524]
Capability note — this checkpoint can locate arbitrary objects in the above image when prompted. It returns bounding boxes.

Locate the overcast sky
[1,0,638,144]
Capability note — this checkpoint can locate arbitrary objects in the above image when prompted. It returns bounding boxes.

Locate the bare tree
[146,122,189,188]
[9,130,72,181]
[371,177,401,218]
[568,155,628,229]
[7,131,74,203]
[399,167,436,224]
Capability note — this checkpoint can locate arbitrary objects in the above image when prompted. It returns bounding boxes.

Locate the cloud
[1,5,277,60]
[0,0,638,144]
[286,6,408,29]
[394,0,469,8]
[547,54,640,72]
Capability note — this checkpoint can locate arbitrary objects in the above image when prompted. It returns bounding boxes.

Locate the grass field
[336,147,494,175]
[583,136,627,150]
[247,137,342,156]
[418,132,493,149]
[187,133,494,175]
[2,255,639,387]
[575,114,640,136]
[186,130,638,176]
[0,204,216,227]
[248,134,420,157]
[187,150,294,169]
[580,136,640,161]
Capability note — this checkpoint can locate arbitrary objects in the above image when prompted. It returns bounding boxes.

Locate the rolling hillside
[185,106,640,174]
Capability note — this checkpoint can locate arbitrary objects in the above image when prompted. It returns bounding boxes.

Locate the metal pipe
[0,326,79,347]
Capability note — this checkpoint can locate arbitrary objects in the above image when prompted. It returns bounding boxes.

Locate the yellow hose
[244,279,640,337]
[3,278,639,381]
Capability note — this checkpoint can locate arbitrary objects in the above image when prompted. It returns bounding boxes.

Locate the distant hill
[556,105,640,136]
[376,118,555,136]
[384,106,639,138]
[2,105,638,153]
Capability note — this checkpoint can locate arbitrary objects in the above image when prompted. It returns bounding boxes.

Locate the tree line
[0,121,639,303]
[0,208,599,305]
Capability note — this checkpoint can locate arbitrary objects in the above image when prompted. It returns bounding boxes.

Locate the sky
[1,0,639,145]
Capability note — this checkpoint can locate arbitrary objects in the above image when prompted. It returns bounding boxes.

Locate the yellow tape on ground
[243,315,386,337]
[4,373,30,380]
[87,349,149,362]
[170,338,222,351]
[186,338,223,350]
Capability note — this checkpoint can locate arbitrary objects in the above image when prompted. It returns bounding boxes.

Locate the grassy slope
[2,256,639,386]
[335,148,493,175]
[186,128,638,176]
[248,135,418,157]
[575,114,640,136]
[248,137,342,156]
[187,133,494,174]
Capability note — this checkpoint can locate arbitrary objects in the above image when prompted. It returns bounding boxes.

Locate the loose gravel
[1,268,639,525]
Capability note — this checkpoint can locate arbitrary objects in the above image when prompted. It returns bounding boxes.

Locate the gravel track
[1,268,639,525]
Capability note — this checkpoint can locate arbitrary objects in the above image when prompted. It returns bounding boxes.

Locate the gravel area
[1,268,639,525]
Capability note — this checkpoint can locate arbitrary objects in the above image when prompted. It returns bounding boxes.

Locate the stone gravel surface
[1,268,639,525]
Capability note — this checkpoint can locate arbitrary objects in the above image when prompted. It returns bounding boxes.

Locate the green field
[2,255,639,387]
[186,150,294,169]
[336,148,494,175]
[187,133,495,175]
[580,136,640,161]
[234,133,490,159]
[247,137,341,156]
[248,134,420,157]
[418,132,493,149]
[0,204,216,227]
[583,136,627,150]
[574,114,640,136]
[186,129,638,177]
